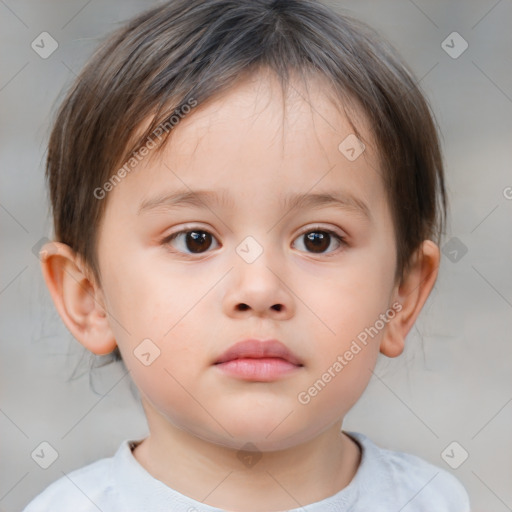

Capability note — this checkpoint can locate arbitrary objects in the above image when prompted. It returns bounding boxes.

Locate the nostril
[236,304,283,312]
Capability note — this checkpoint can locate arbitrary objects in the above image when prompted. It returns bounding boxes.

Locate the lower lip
[214,358,302,381]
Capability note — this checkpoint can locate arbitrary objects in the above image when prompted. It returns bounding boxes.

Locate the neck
[132,399,361,511]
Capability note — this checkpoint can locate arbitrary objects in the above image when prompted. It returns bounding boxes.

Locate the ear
[39,241,117,355]
[380,240,440,358]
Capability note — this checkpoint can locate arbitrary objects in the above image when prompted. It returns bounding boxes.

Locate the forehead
[105,70,386,219]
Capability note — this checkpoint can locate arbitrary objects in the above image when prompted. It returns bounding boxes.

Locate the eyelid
[162,223,347,241]
[296,223,346,238]
[293,224,348,256]
[161,224,220,243]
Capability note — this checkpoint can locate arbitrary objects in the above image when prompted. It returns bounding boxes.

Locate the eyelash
[161,225,347,257]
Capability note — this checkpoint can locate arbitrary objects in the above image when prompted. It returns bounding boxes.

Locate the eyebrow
[138,189,371,220]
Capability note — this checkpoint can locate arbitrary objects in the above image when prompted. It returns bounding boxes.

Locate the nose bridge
[224,232,293,316]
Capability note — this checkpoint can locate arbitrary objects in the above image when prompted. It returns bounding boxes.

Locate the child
[24,0,471,510]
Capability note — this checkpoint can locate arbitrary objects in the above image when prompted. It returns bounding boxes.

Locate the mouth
[213,339,304,382]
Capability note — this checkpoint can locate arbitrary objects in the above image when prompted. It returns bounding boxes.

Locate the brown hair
[46,0,446,358]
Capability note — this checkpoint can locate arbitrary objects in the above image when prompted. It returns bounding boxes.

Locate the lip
[213,339,304,382]
[214,339,303,365]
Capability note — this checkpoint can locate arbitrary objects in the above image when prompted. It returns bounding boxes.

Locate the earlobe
[39,241,117,356]
[380,240,440,358]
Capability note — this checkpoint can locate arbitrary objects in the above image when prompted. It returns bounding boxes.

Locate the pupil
[186,231,212,253]
[305,231,329,253]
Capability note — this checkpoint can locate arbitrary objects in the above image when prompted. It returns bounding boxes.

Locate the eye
[162,228,220,255]
[162,226,346,256]
[292,227,346,255]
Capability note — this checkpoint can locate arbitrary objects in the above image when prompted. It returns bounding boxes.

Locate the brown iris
[303,231,331,253]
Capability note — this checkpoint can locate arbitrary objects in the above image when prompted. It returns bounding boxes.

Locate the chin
[193,415,314,453]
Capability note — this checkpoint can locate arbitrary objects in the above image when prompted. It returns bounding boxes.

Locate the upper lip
[214,339,303,366]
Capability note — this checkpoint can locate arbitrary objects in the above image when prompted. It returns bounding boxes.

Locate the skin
[40,69,439,511]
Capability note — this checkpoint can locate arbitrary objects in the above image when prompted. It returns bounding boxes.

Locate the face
[94,70,399,451]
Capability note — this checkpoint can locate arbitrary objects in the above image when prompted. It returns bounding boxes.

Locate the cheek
[101,255,189,338]
[119,322,205,414]
[307,256,393,338]
[296,296,383,422]
[298,248,394,391]
[128,357,203,430]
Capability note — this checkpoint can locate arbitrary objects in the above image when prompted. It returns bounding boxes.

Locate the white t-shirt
[23,431,470,511]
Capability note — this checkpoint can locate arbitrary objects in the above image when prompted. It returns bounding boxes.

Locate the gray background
[1,0,511,510]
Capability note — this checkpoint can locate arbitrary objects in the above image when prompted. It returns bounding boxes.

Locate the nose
[222,247,295,320]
